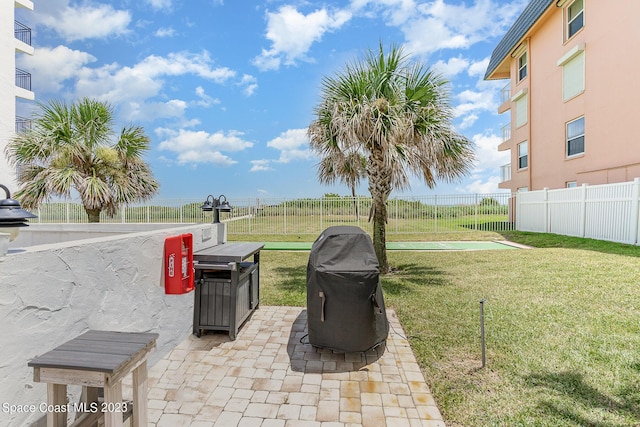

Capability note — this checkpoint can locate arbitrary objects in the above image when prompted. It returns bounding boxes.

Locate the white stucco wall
[1,0,34,189]
[0,222,224,426]
[9,223,195,248]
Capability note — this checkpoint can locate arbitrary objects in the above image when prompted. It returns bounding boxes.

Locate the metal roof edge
[484,0,556,80]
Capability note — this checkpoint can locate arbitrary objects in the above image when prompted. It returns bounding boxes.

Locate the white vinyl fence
[516,178,640,244]
[31,193,514,235]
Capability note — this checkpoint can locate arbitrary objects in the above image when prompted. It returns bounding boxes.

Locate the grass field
[254,231,640,426]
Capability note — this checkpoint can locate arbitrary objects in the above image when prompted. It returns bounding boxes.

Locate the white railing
[501,83,511,104]
[501,123,511,142]
[516,178,640,244]
[32,193,514,235]
[500,164,511,183]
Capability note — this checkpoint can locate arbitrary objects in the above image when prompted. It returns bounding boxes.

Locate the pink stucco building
[485,0,640,193]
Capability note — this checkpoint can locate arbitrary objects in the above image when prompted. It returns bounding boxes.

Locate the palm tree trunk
[367,148,391,274]
[85,208,101,223]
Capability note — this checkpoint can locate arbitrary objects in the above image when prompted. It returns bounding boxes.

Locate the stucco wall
[9,223,194,248]
[0,223,224,426]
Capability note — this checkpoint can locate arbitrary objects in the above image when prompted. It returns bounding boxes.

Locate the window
[567,0,584,39]
[518,141,528,169]
[567,117,585,157]
[518,52,527,81]
[566,181,578,188]
[559,48,585,100]
[514,93,528,128]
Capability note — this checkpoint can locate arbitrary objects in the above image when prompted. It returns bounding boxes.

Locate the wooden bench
[28,330,158,427]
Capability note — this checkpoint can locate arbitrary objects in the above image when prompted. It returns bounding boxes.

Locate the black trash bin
[306,226,388,352]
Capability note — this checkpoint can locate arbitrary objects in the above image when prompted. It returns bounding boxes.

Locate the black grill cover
[306,226,388,352]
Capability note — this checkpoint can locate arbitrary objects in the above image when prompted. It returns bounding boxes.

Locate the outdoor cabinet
[193,243,264,340]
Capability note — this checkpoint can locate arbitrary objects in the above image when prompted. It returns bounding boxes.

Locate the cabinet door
[200,279,231,327]
[249,268,259,309]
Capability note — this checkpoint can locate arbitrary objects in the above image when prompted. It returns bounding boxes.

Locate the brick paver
[147,306,444,427]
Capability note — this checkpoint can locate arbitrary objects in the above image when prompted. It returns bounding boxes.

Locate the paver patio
[146,306,444,427]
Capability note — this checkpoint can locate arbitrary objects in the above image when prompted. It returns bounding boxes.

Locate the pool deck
[146,306,445,427]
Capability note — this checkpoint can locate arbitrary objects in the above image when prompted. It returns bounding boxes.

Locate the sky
[15,0,529,201]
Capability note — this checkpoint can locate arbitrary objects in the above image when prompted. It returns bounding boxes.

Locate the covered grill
[306,226,388,352]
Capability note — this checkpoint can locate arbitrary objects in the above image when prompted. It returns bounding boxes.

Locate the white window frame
[566,0,584,40]
[512,89,528,128]
[566,116,585,158]
[566,181,578,188]
[517,141,528,170]
[518,52,527,82]
[558,44,585,101]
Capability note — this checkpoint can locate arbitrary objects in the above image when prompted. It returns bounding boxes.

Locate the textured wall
[0,223,224,426]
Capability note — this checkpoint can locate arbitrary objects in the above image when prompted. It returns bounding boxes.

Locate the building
[485,0,640,193]
[1,0,35,189]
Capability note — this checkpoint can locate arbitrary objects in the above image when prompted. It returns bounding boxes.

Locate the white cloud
[454,89,497,119]
[253,5,352,71]
[468,57,490,77]
[459,113,479,130]
[193,86,221,108]
[120,99,188,122]
[250,160,274,172]
[386,0,529,57]
[432,55,469,77]
[156,128,253,166]
[266,128,314,163]
[239,75,258,96]
[350,0,417,26]
[461,175,505,194]
[471,132,509,172]
[17,45,96,93]
[68,51,234,107]
[36,2,131,42]
[155,27,176,37]
[146,0,173,10]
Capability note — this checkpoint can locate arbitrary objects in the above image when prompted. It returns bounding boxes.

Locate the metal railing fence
[14,20,31,45]
[15,68,31,91]
[32,193,515,235]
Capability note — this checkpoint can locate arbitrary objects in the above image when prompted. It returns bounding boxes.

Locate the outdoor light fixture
[0,184,37,243]
[200,194,232,224]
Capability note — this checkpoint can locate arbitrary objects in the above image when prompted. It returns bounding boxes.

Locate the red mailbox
[164,233,194,294]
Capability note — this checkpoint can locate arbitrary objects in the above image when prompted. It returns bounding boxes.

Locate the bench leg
[103,381,123,427]
[132,362,148,427]
[47,383,67,427]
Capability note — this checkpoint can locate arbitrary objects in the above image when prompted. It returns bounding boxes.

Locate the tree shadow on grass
[524,370,640,426]
[270,265,307,293]
[384,263,450,293]
[269,262,450,299]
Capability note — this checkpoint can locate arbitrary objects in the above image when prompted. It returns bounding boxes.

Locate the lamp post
[200,194,232,224]
[0,184,37,255]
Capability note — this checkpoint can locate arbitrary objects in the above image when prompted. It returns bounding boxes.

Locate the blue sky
[16,0,528,200]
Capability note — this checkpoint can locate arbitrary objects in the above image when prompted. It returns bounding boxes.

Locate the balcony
[500,163,511,183]
[16,68,31,91]
[14,21,31,45]
[501,123,511,142]
[15,68,34,100]
[498,83,511,114]
[15,116,32,133]
[501,83,511,104]
[498,123,511,152]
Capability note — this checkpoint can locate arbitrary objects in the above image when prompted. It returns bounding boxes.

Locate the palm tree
[5,98,159,222]
[317,147,367,217]
[308,44,475,273]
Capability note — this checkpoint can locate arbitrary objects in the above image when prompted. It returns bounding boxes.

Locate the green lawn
[254,231,640,426]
